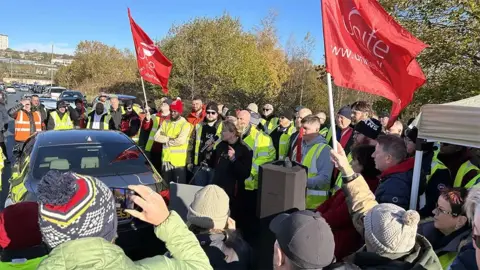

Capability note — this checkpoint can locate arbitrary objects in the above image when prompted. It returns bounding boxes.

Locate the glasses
[434,203,457,216]
[263,108,271,111]
[206,111,217,115]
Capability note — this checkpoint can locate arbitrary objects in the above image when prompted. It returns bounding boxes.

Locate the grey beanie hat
[364,203,420,254]
[187,185,230,230]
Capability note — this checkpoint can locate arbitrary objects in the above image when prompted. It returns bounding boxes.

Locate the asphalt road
[0,90,28,210]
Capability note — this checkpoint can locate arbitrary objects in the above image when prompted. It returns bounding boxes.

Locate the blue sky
[0,0,325,63]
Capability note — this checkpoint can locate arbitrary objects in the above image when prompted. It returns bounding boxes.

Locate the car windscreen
[50,88,65,93]
[61,92,82,98]
[32,143,153,180]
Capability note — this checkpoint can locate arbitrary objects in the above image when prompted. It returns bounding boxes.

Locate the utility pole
[9,56,12,78]
[50,44,54,88]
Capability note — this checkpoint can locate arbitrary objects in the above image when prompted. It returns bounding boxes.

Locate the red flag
[322,0,428,122]
[128,8,172,94]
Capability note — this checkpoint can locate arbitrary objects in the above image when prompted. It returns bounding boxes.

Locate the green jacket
[37,211,213,270]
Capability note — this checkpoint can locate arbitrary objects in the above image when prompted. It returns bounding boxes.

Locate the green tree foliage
[55,41,139,98]
[378,0,480,115]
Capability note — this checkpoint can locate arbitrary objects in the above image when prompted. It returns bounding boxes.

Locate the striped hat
[37,170,117,248]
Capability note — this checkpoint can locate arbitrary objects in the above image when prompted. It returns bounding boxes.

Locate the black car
[7,130,168,259]
[59,90,87,106]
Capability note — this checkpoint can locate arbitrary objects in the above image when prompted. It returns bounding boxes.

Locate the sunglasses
[263,108,271,111]
[206,111,217,115]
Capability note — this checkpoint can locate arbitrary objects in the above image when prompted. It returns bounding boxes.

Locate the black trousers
[161,166,186,184]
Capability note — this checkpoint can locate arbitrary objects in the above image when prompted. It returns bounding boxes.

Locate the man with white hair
[385,120,404,136]
[260,104,279,135]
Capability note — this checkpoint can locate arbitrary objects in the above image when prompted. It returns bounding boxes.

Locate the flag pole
[327,73,338,152]
[140,77,148,108]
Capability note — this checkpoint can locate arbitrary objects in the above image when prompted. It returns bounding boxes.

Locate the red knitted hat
[0,202,43,250]
[170,97,183,114]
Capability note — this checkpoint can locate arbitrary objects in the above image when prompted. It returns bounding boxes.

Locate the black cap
[279,110,295,121]
[205,102,219,113]
[354,118,382,140]
[270,210,335,269]
[225,109,237,118]
[57,100,69,108]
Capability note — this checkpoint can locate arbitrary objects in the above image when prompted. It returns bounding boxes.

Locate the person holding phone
[35,170,212,270]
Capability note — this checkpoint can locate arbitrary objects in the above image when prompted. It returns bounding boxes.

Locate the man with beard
[155,98,192,183]
[86,103,110,130]
[187,102,223,186]
[186,96,205,127]
[350,101,372,125]
[119,100,141,143]
[47,101,73,130]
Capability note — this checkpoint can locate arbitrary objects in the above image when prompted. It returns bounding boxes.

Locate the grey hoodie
[301,134,334,189]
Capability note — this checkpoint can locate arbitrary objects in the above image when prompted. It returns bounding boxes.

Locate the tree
[159,14,284,107]
[55,41,139,98]
[378,0,480,114]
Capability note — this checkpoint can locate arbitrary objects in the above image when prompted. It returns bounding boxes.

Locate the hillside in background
[0,48,73,63]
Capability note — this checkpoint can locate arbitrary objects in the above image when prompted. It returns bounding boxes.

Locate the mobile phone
[111,188,136,209]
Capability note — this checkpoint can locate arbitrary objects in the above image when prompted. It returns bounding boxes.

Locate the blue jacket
[449,242,478,270]
[375,158,415,210]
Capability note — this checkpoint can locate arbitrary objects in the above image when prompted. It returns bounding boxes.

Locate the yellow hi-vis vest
[261,117,279,134]
[319,126,329,137]
[160,118,192,167]
[438,252,457,270]
[0,255,47,270]
[454,161,480,188]
[278,125,296,160]
[50,111,73,130]
[86,112,110,130]
[325,126,333,145]
[145,116,161,152]
[419,158,449,209]
[194,122,223,165]
[303,143,330,209]
[243,127,276,190]
[10,156,30,203]
[330,152,353,195]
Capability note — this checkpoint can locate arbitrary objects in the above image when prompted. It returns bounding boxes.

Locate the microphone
[200,135,220,153]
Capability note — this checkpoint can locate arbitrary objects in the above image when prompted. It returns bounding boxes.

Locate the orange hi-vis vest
[15,110,42,142]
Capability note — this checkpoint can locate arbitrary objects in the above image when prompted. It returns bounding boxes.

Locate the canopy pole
[327,73,338,152]
[409,139,425,210]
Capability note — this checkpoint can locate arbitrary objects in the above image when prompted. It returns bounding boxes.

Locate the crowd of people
[1,93,480,269]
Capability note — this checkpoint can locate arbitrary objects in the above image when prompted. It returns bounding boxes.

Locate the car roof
[35,130,134,146]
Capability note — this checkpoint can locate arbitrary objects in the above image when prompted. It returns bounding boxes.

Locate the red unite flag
[322,0,428,121]
[128,8,172,94]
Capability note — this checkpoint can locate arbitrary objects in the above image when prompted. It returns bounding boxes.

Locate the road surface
[0,90,29,210]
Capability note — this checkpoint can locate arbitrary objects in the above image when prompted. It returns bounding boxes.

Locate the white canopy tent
[409,94,480,209]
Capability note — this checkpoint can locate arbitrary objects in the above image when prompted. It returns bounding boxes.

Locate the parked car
[46,86,66,100]
[59,90,87,107]
[6,130,168,259]
[39,98,58,111]
[5,87,16,94]
[20,86,29,92]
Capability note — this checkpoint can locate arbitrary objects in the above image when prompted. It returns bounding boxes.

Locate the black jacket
[46,110,70,131]
[32,104,47,124]
[212,139,253,198]
[196,230,253,270]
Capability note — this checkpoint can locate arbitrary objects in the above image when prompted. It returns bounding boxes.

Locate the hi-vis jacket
[241,126,275,190]
[86,112,111,130]
[155,117,192,168]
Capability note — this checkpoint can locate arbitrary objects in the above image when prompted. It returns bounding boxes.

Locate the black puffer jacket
[196,230,253,270]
